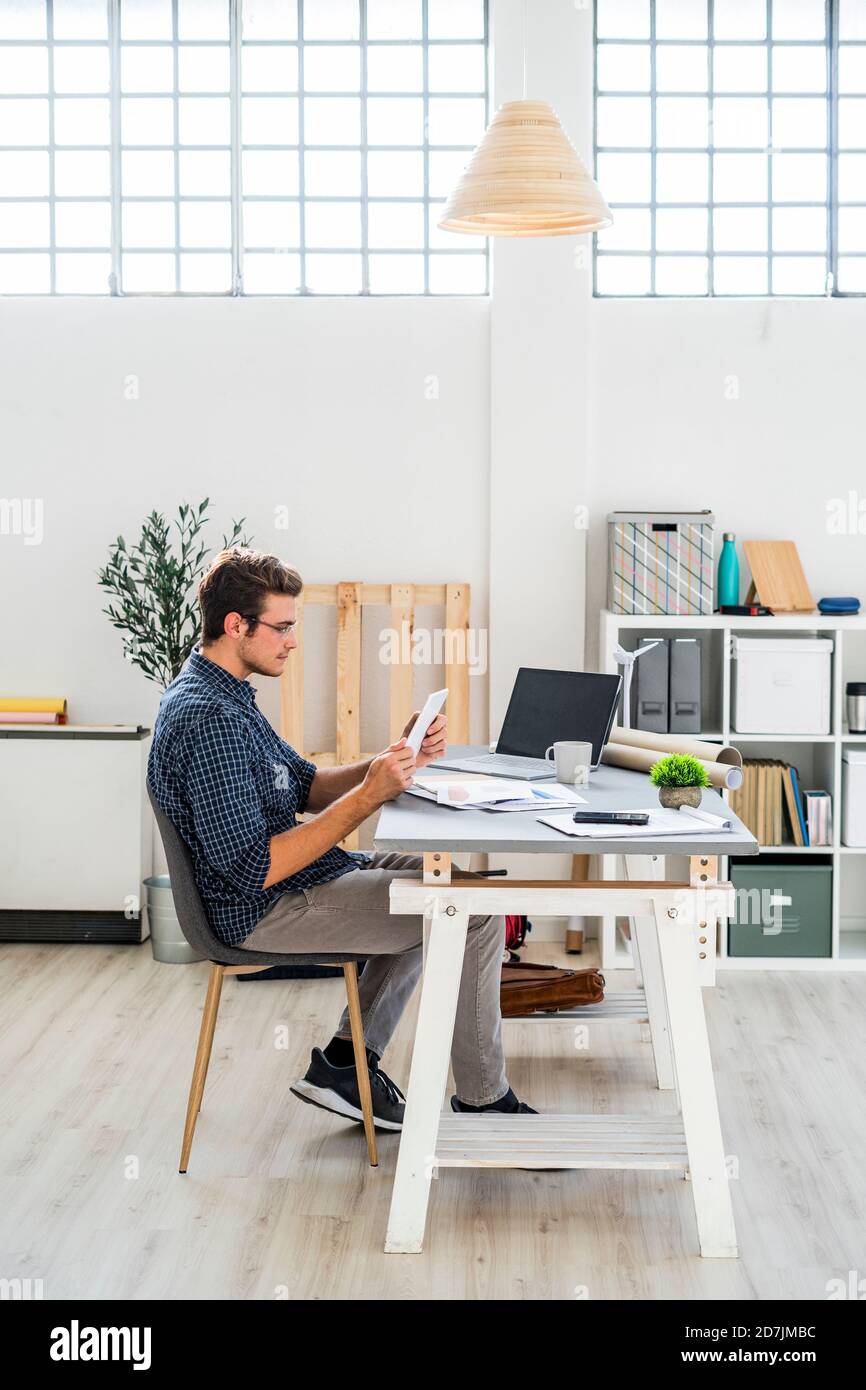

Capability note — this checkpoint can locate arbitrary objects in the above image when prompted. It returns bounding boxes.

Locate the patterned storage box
[608,511,715,616]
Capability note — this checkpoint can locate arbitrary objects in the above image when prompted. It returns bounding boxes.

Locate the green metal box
[728,860,832,958]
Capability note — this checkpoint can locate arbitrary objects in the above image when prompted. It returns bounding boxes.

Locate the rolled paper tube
[602,741,743,791]
[0,696,67,714]
[609,725,742,769]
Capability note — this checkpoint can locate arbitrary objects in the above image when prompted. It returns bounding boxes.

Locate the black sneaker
[450,1086,537,1115]
[291,1047,405,1131]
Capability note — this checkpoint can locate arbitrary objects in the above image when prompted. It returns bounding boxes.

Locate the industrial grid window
[594,0,865,297]
[0,0,489,295]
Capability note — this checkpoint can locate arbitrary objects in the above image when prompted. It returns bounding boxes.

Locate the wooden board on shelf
[743,540,814,613]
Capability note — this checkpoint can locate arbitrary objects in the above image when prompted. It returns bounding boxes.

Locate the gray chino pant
[238,852,509,1107]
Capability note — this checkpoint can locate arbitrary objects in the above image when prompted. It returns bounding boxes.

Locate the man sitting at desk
[148,548,535,1133]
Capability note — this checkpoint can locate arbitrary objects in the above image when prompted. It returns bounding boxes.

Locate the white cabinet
[0,726,152,941]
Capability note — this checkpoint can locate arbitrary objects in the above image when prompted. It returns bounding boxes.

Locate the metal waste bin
[144,875,204,964]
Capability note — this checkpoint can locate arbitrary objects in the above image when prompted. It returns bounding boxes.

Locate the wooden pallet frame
[279,582,471,848]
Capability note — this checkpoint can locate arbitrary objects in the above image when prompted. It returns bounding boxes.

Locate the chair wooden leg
[196,965,268,1113]
[342,962,378,1167]
[179,963,224,1174]
[196,964,226,1114]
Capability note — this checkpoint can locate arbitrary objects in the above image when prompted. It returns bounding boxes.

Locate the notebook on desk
[434,667,622,780]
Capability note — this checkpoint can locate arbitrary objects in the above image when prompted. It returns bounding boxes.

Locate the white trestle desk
[373,748,758,1259]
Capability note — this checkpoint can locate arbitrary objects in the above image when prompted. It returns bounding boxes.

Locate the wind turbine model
[612,640,662,731]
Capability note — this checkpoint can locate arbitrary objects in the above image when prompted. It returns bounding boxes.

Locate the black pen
[572,810,650,825]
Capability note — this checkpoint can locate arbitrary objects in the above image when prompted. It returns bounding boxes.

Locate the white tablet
[406,688,448,756]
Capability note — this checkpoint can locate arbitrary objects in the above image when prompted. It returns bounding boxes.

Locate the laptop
[434,667,623,780]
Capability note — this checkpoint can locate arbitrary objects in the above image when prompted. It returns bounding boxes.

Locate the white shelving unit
[598,609,866,973]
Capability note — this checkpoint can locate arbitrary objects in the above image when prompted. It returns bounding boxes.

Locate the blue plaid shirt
[147,647,365,946]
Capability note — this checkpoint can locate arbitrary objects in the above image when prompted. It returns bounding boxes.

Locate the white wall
[0,297,491,754]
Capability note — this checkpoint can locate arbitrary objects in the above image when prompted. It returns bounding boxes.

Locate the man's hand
[401,710,447,770]
[361,737,417,809]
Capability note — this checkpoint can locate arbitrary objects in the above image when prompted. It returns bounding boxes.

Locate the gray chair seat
[147,786,377,1169]
[149,788,367,969]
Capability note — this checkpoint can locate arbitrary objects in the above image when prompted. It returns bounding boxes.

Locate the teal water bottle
[718,532,740,608]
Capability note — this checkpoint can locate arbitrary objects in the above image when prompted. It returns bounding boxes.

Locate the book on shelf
[780,766,805,848]
[729,758,830,848]
[789,765,810,845]
[804,789,832,846]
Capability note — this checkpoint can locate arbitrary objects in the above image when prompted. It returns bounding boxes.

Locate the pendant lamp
[438,4,612,238]
[438,99,612,237]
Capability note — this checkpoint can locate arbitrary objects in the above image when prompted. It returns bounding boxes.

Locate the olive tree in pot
[649,753,711,810]
[98,501,252,963]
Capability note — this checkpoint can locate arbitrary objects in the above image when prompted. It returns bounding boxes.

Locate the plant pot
[144,875,205,964]
[658,785,703,810]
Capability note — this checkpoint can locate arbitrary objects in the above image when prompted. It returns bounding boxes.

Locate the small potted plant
[649,753,711,810]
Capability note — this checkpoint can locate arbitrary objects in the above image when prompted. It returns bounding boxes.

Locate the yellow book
[765,762,777,845]
[742,761,755,838]
[739,762,749,835]
[741,761,753,838]
[757,761,768,845]
[772,762,783,846]
[767,761,779,845]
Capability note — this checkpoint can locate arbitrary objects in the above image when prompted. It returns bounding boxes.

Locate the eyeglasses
[241,614,296,637]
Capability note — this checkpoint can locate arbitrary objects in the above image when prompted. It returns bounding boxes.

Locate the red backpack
[505,914,531,962]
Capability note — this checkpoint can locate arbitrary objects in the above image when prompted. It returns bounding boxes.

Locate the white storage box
[731,636,833,734]
[842,749,866,846]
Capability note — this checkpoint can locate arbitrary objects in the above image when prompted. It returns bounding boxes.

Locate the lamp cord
[522,0,527,98]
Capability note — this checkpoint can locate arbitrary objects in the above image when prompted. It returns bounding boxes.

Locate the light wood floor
[1,938,864,1300]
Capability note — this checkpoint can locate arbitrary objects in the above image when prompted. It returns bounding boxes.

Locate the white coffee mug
[544,740,593,786]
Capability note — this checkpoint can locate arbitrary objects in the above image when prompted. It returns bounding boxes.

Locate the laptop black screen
[496,668,622,765]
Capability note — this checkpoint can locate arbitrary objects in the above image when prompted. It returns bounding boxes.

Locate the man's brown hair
[198,548,303,645]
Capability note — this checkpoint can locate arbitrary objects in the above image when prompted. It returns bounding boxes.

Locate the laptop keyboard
[459,754,553,775]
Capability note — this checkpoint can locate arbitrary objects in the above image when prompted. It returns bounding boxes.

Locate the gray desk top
[374,746,759,857]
